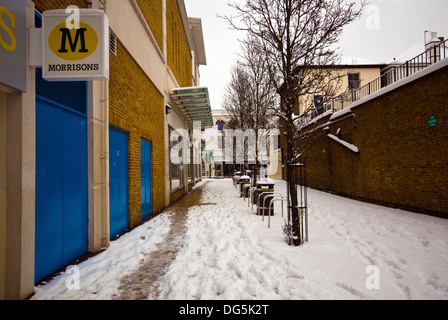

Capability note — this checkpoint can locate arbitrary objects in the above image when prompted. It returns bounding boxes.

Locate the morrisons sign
[42,8,109,81]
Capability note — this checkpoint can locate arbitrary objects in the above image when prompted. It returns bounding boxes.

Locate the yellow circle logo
[48,22,98,61]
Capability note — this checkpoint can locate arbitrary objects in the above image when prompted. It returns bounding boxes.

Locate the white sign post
[42,9,109,81]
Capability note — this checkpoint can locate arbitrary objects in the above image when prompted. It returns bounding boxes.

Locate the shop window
[169,126,184,191]
[188,145,193,183]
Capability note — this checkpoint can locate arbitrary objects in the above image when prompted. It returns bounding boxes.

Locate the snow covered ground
[31,179,448,300]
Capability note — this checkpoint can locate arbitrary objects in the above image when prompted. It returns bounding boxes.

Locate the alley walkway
[112,182,211,300]
[31,179,448,300]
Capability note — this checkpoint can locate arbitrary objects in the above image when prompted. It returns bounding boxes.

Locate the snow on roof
[387,43,425,64]
[339,55,386,65]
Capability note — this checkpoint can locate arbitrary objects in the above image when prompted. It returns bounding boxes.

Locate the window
[188,145,193,183]
[348,73,360,89]
[314,95,324,113]
[217,122,224,131]
[169,126,183,191]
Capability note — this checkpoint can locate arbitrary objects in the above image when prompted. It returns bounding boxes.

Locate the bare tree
[223,35,277,185]
[223,62,253,131]
[222,0,364,246]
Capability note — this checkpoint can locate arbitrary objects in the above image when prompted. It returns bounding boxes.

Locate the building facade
[0,0,211,300]
[295,64,384,117]
[210,109,279,179]
[210,109,230,177]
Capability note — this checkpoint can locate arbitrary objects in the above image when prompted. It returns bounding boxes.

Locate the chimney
[425,31,442,63]
[425,32,440,49]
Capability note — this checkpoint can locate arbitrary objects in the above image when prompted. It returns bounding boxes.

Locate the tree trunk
[253,131,258,187]
[286,144,301,246]
[285,107,301,246]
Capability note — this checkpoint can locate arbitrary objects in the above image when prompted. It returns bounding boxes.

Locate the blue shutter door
[35,99,88,283]
[35,100,64,283]
[61,112,88,265]
[141,140,152,220]
[109,128,129,239]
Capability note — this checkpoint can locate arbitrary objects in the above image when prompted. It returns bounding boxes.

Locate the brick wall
[109,40,165,228]
[296,64,448,218]
[170,187,186,204]
[33,0,88,12]
[136,0,163,51]
[166,0,192,88]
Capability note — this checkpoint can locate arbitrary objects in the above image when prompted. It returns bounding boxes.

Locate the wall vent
[110,29,117,56]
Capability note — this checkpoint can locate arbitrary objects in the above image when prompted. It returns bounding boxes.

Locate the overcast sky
[184,0,448,110]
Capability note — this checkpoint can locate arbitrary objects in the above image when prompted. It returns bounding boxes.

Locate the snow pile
[31,179,448,300]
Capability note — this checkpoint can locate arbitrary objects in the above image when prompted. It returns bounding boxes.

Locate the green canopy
[171,87,213,129]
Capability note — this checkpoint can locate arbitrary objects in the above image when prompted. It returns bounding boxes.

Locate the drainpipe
[102,0,110,246]
[102,66,110,246]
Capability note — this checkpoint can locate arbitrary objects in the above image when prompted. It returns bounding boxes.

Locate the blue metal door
[109,128,129,239]
[62,111,88,265]
[141,140,152,220]
[35,98,88,283]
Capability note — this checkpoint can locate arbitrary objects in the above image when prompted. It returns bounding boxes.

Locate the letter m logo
[58,28,88,53]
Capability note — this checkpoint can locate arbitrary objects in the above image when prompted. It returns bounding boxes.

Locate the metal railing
[266,195,288,228]
[297,38,448,124]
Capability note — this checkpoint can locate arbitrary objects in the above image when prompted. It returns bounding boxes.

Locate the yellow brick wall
[33,0,88,12]
[170,187,185,204]
[109,40,165,228]
[136,0,164,51]
[166,0,192,88]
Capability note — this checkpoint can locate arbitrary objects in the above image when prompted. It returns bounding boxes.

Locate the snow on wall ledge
[327,133,359,153]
